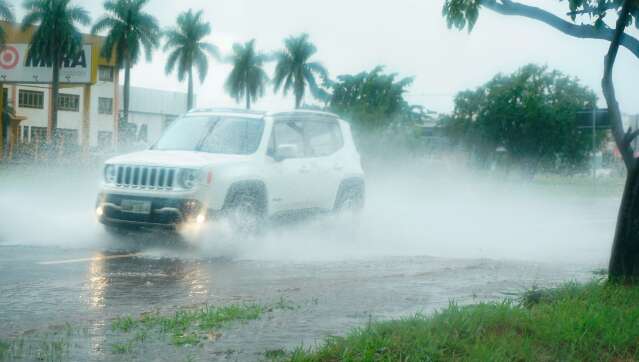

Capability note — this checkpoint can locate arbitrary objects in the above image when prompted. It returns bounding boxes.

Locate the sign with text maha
[0,43,92,84]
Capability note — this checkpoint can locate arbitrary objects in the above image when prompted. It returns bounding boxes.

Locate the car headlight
[179,169,200,189]
[104,165,117,183]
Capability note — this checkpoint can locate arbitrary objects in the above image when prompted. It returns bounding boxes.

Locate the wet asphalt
[0,163,621,360]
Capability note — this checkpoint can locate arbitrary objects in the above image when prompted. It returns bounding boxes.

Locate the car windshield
[152,115,264,155]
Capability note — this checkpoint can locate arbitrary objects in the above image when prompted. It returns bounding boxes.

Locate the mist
[0,160,617,267]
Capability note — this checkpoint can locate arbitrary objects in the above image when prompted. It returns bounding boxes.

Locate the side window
[272,120,305,158]
[306,120,343,157]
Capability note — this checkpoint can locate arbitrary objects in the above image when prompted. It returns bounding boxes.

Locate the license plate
[120,199,151,214]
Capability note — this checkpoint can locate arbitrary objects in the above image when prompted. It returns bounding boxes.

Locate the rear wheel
[334,182,365,214]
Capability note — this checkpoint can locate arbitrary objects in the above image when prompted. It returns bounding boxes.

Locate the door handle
[299,165,310,174]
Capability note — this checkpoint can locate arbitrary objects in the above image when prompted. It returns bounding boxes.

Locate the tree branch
[480,0,639,59]
[602,0,635,170]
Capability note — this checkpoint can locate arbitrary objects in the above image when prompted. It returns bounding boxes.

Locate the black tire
[224,190,265,235]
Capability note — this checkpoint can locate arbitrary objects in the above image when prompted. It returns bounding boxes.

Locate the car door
[266,119,313,212]
[304,119,345,210]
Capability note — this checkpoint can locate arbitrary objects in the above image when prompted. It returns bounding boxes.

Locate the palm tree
[21,0,90,141]
[163,9,219,110]
[225,40,269,110]
[0,0,15,46]
[92,0,160,124]
[273,33,328,109]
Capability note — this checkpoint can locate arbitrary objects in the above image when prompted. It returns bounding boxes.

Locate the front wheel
[224,192,265,236]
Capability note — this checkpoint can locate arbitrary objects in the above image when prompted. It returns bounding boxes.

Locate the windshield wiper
[195,118,220,151]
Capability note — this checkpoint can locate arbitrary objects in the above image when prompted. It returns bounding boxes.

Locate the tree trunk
[123,57,131,123]
[187,66,194,110]
[602,0,637,282]
[295,93,301,109]
[50,54,60,144]
[245,88,251,110]
[609,164,639,280]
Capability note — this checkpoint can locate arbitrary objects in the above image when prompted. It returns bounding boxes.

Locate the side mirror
[274,144,299,161]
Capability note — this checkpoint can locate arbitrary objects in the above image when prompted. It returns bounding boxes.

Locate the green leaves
[22,0,91,63]
[444,64,601,173]
[224,39,269,109]
[0,0,15,46]
[273,34,328,108]
[91,0,160,68]
[163,8,218,82]
[442,0,482,32]
[162,8,219,109]
[444,0,638,33]
[330,66,412,122]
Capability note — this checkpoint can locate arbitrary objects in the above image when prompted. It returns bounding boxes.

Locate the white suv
[96,108,365,233]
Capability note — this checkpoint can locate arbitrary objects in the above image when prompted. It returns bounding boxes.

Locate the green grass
[0,340,9,360]
[111,303,267,347]
[290,281,639,361]
[110,341,133,354]
[111,316,136,332]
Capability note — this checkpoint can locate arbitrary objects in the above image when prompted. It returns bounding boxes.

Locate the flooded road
[0,163,620,360]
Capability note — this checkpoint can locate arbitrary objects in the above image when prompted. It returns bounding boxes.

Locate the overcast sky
[17,0,639,114]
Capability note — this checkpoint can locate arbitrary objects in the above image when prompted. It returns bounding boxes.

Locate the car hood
[106,150,247,168]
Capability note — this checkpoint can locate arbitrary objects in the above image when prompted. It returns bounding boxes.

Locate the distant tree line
[0,0,610,173]
[442,0,639,282]
[442,64,605,176]
[1,0,430,153]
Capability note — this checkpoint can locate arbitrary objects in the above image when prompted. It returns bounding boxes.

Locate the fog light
[196,214,205,224]
[96,206,104,217]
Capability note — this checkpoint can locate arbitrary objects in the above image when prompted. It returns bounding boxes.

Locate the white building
[0,20,188,160]
[4,79,188,151]
[122,86,189,146]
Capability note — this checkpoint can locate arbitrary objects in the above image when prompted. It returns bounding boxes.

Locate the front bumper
[96,193,207,230]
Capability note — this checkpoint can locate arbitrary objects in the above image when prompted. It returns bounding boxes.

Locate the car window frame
[268,116,345,159]
[269,119,307,159]
[304,119,344,157]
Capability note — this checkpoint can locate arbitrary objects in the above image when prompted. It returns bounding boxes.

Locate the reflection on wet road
[0,165,620,360]
[0,244,599,360]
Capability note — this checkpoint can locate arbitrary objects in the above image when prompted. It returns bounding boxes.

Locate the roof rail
[188,107,266,116]
[269,109,340,119]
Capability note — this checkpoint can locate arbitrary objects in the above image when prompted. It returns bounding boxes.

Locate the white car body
[96,109,365,231]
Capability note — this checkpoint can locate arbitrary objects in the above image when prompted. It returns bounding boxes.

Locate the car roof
[269,109,340,120]
[187,107,340,121]
[187,107,266,118]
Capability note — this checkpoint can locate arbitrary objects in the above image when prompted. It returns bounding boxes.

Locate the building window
[57,93,80,112]
[30,126,47,143]
[98,97,113,114]
[18,90,44,109]
[98,66,114,82]
[21,125,29,142]
[54,128,79,145]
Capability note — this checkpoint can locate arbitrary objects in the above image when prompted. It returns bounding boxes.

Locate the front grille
[114,165,177,190]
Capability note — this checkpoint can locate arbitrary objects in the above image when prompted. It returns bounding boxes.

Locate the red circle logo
[0,46,19,70]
